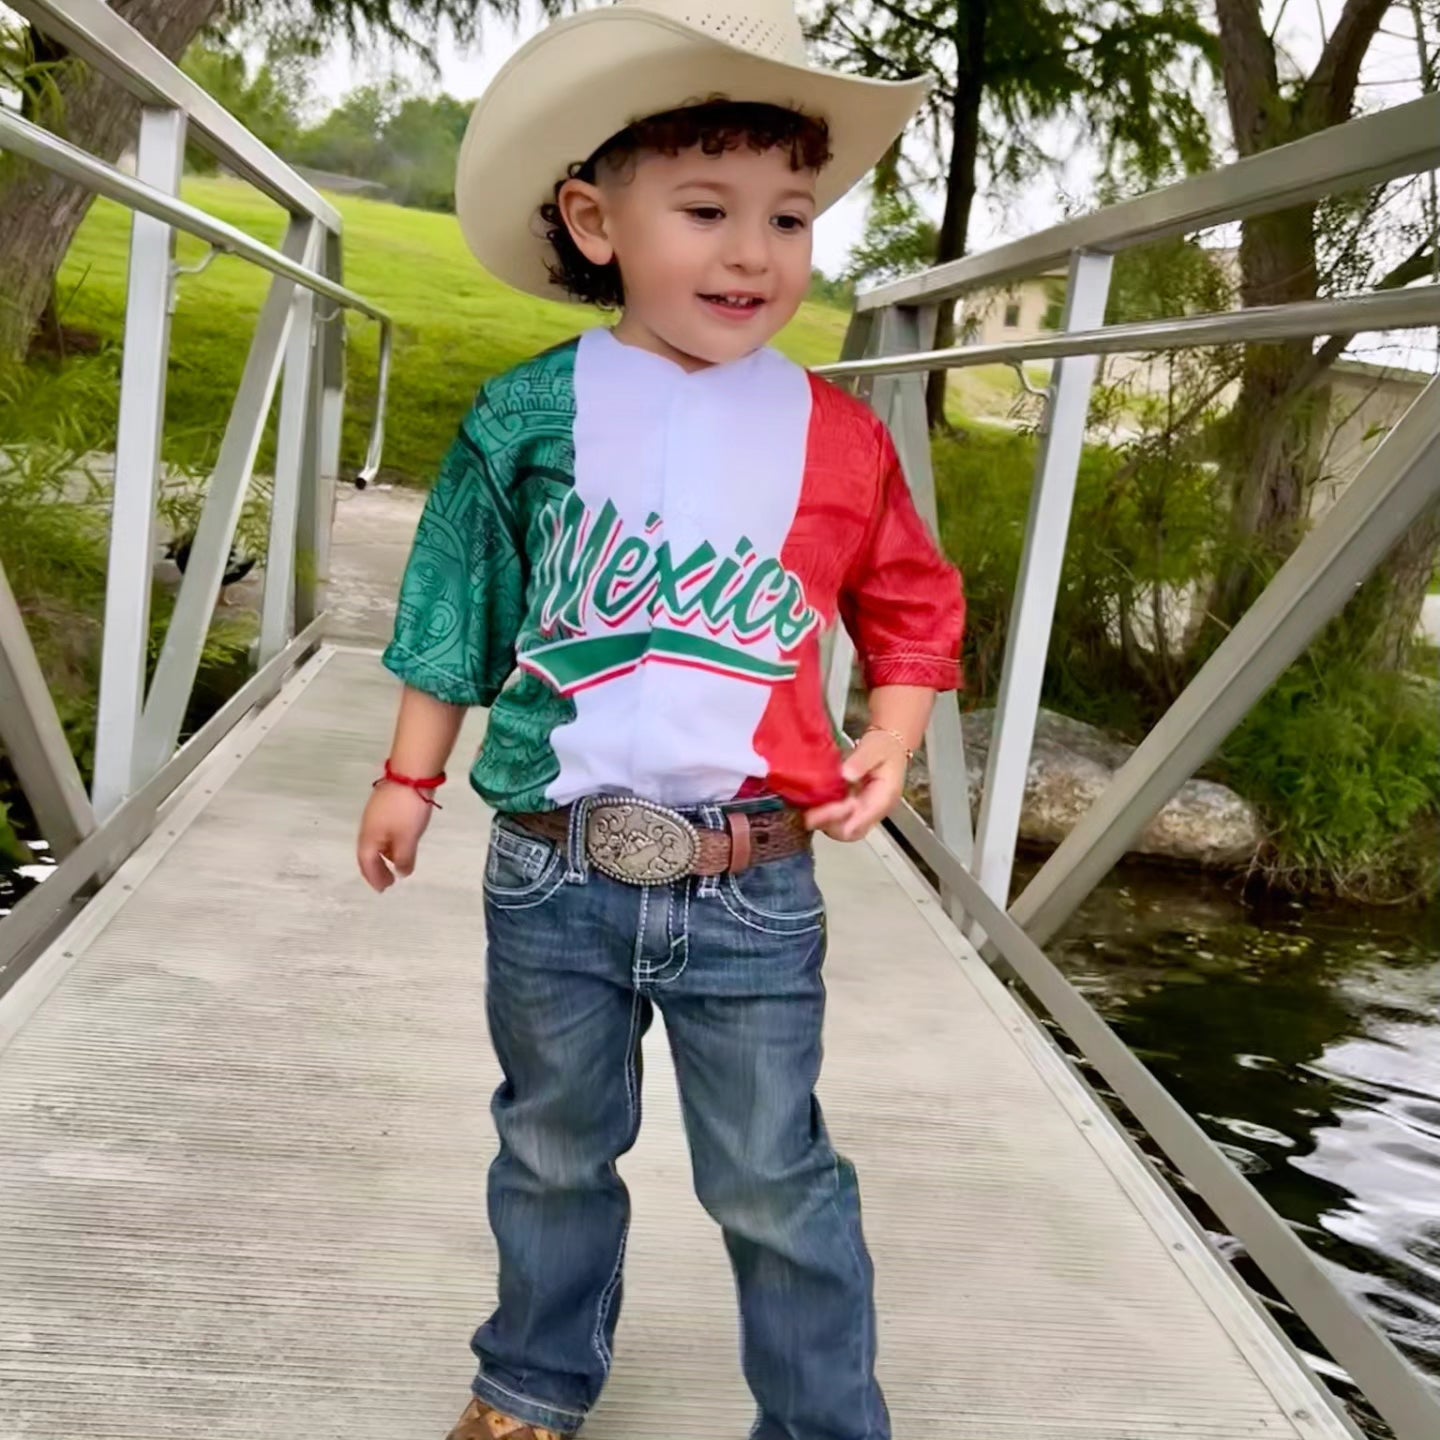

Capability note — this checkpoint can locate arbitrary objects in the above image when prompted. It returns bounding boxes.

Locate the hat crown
[615,0,807,64]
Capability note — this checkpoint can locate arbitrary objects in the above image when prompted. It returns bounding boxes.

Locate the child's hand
[804,731,909,843]
[357,782,437,892]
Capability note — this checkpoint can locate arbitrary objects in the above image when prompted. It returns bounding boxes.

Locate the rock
[847,686,1262,869]
[958,707,1262,868]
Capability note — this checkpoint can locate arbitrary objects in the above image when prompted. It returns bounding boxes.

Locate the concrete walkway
[0,647,1354,1439]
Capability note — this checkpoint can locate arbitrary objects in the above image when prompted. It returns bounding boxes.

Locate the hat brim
[454,9,929,301]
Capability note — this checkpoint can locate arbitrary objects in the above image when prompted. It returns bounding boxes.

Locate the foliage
[845,190,938,286]
[53,177,851,483]
[0,18,68,126]
[181,42,304,168]
[809,0,1216,195]
[929,406,1438,900]
[290,83,471,210]
[807,269,856,309]
[0,354,256,862]
[1222,662,1440,903]
[215,0,573,62]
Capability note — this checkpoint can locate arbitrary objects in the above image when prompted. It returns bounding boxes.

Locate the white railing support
[91,105,187,821]
[969,249,1114,918]
[0,566,95,857]
[260,221,324,665]
[134,218,312,781]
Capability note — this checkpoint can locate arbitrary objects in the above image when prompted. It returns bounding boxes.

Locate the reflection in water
[1050,867,1440,1413]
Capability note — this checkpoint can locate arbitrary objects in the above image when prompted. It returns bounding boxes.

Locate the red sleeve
[838,425,965,693]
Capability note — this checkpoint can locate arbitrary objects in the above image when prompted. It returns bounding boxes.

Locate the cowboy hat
[454,0,930,301]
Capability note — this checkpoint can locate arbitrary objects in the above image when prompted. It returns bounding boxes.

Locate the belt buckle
[587,797,700,886]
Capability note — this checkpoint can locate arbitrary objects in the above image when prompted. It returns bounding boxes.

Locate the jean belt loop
[564,795,593,884]
[697,803,724,897]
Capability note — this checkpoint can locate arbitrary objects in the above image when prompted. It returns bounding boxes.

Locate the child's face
[561,143,818,370]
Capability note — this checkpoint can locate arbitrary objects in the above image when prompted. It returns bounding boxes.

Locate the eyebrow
[672,179,817,206]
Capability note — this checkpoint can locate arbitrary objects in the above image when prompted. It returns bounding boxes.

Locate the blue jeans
[471,804,888,1440]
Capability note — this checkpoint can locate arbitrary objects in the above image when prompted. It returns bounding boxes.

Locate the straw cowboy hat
[454,0,930,300]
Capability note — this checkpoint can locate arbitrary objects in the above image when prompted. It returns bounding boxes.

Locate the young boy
[356,2,963,1436]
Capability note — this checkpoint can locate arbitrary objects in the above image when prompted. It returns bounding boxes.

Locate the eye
[773,214,809,234]
[686,205,726,223]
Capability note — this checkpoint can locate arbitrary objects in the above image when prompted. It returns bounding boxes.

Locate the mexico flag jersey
[383,327,964,812]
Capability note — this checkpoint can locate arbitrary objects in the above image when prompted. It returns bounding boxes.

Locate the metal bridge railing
[0,0,391,979]
[819,89,1440,1440]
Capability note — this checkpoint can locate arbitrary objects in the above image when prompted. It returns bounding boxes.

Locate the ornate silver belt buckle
[586,797,700,886]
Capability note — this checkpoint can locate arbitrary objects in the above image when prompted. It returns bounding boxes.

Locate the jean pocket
[484,817,564,909]
[719,852,826,935]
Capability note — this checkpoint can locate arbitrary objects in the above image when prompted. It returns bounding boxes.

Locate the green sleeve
[381,430,525,708]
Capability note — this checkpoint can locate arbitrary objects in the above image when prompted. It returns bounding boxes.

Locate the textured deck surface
[0,648,1348,1439]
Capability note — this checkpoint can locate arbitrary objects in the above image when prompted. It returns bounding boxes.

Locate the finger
[357,841,394,893]
[840,781,901,841]
[389,834,419,879]
[840,736,887,784]
[804,798,856,832]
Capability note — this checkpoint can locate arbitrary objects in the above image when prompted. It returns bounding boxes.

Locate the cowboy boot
[445,1397,565,1440]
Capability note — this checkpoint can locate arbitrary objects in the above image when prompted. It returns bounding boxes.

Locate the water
[1047,866,1440,1422]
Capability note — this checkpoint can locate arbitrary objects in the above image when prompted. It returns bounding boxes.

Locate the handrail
[7,0,340,230]
[821,283,1440,379]
[0,106,391,484]
[857,91,1440,310]
[0,110,382,323]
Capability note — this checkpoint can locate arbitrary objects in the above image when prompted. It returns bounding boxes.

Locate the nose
[724,218,770,275]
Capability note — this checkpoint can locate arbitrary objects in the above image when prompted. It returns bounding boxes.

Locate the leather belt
[513,797,810,886]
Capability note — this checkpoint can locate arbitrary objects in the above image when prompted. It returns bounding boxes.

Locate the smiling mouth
[700,293,766,311]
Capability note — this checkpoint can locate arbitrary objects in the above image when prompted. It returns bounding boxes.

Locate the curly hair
[538,100,833,309]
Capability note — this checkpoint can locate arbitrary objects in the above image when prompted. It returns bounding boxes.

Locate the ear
[557,178,614,267]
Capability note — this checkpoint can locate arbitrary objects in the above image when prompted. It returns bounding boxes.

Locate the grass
[56,177,852,483]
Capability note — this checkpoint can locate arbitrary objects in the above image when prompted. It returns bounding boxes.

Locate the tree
[180,42,303,168]
[808,0,1217,427]
[1203,0,1439,667]
[0,0,569,361]
[293,87,470,209]
[291,81,403,181]
[845,189,940,288]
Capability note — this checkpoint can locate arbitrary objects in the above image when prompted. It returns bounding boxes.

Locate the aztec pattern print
[384,328,963,812]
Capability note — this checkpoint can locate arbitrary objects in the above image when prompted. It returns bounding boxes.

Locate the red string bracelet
[374,759,447,808]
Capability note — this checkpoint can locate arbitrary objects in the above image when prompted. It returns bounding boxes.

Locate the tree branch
[1215,0,1283,154]
[1302,0,1391,128]
[866,0,952,49]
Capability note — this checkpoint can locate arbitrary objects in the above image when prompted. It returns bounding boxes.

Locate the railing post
[298,226,347,634]
[0,564,96,857]
[91,106,186,821]
[134,217,311,781]
[829,302,974,917]
[968,248,1113,917]
[260,220,323,665]
[879,306,975,911]
[822,310,877,723]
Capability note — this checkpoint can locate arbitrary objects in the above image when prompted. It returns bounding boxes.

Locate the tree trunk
[924,0,986,430]
[1208,204,1325,627]
[1203,0,1397,644]
[1347,500,1440,671]
[0,0,221,362]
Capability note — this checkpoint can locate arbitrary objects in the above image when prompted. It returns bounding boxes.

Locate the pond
[1047,864,1440,1431]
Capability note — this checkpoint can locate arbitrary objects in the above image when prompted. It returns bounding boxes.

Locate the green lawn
[58,177,853,483]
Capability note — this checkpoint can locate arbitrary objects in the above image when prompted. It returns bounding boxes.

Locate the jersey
[382,327,964,812]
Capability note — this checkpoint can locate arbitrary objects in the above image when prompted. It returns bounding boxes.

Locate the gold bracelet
[864,724,914,762]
